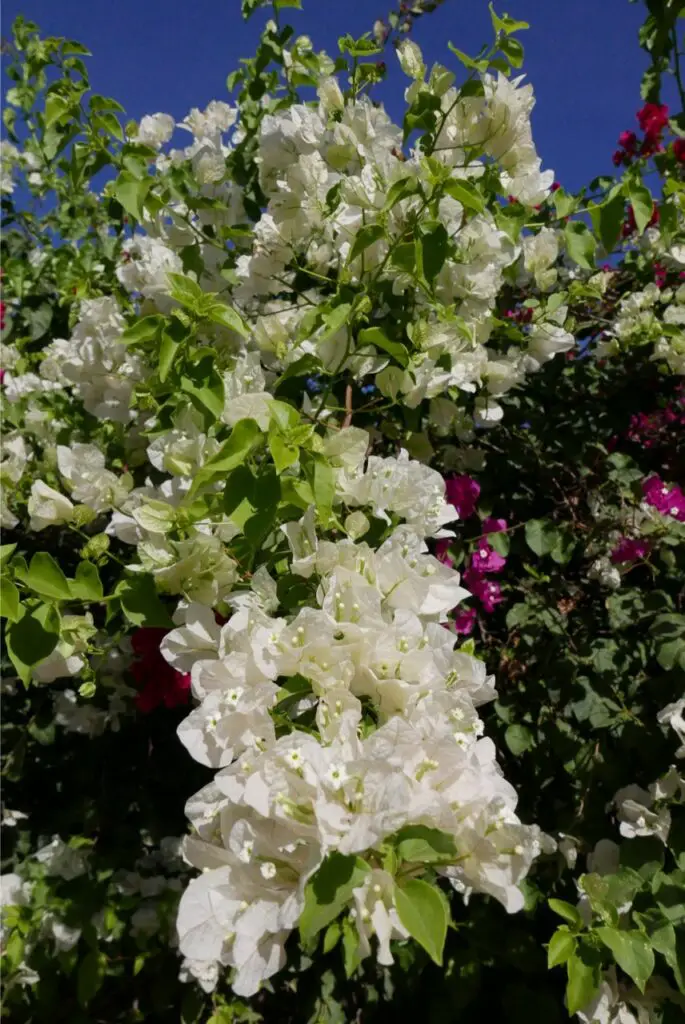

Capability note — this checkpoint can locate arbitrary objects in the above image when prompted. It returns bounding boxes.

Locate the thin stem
[672,30,685,113]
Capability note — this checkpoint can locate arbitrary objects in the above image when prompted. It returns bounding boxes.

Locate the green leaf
[71,562,103,602]
[89,93,125,112]
[496,201,527,240]
[121,314,165,345]
[300,853,371,941]
[0,578,20,622]
[323,920,341,954]
[158,318,187,382]
[549,899,583,929]
[341,915,363,977]
[500,36,524,67]
[310,456,336,528]
[26,303,53,341]
[111,171,151,222]
[357,327,409,368]
[394,878,448,966]
[552,188,577,218]
[443,178,486,214]
[6,603,61,681]
[204,301,249,338]
[167,272,206,311]
[268,429,300,474]
[489,4,529,34]
[391,242,416,274]
[395,825,458,864]
[564,221,596,270]
[348,224,385,263]
[596,927,655,992]
[550,529,576,566]
[566,951,601,1016]
[94,111,123,141]
[448,43,488,72]
[190,419,263,496]
[118,575,173,628]
[418,222,449,282]
[63,40,92,55]
[383,175,420,212]
[77,950,105,1007]
[180,355,225,424]
[590,191,625,254]
[26,552,72,601]
[548,927,576,968]
[628,181,654,234]
[0,544,17,567]
[505,723,534,755]
[525,518,559,557]
[269,400,301,431]
[319,303,352,343]
[45,93,69,128]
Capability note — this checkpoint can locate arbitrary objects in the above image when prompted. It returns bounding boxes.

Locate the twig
[342,383,353,428]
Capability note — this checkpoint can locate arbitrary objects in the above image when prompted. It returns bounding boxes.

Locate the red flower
[636,102,669,135]
[0,301,6,331]
[674,139,685,163]
[130,627,191,713]
[618,130,638,153]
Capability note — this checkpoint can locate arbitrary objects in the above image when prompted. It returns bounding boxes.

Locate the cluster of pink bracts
[437,476,509,636]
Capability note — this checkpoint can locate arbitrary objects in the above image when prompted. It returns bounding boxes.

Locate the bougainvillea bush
[1,0,684,1020]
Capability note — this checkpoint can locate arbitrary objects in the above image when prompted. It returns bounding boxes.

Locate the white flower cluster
[12,50,574,446]
[168,489,543,995]
[598,279,685,376]
[607,701,685,846]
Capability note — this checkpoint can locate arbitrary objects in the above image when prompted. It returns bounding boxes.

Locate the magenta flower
[434,539,453,567]
[453,607,477,635]
[642,475,671,512]
[445,475,480,519]
[475,577,504,614]
[643,476,685,521]
[471,541,507,574]
[610,537,651,564]
[482,517,507,535]
[463,566,504,613]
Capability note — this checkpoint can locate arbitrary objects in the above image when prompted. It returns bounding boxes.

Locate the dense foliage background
[1,1,684,1021]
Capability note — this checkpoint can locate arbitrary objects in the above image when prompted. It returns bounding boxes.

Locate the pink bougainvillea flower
[463,565,504,613]
[131,627,191,713]
[471,541,507,574]
[610,536,651,564]
[674,138,685,163]
[453,607,477,635]
[482,517,508,535]
[642,475,671,511]
[445,475,480,519]
[434,539,454,566]
[642,476,685,521]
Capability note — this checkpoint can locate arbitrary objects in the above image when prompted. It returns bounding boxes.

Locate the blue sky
[3,0,654,191]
